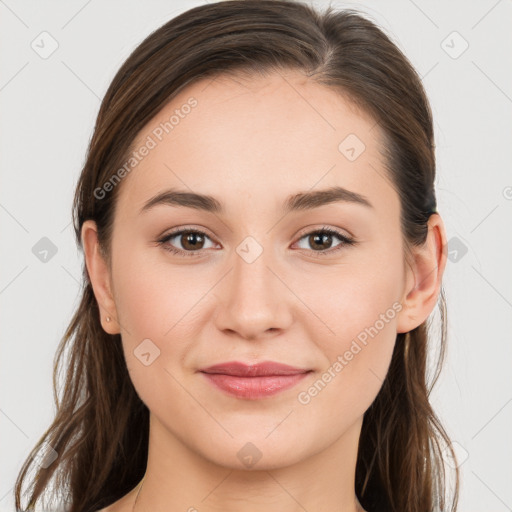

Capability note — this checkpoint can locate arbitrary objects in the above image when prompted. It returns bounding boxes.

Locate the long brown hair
[14,1,460,511]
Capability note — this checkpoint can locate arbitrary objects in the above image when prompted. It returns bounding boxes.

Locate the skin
[83,69,447,512]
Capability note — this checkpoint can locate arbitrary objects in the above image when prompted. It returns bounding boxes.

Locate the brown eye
[180,232,206,250]
[308,232,334,251]
[157,228,216,257]
[294,227,356,256]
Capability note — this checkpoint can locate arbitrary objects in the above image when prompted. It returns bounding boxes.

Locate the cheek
[300,246,403,341]
[111,243,195,337]
[298,258,403,409]
[110,244,210,384]
[111,249,195,406]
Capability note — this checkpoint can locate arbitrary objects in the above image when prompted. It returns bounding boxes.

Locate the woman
[14,1,460,511]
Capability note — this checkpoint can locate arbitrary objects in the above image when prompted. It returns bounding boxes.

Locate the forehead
[116,69,396,219]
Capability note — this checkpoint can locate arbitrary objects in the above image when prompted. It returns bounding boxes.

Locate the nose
[213,243,293,341]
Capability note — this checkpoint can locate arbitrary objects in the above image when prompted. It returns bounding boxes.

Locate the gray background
[1,0,511,510]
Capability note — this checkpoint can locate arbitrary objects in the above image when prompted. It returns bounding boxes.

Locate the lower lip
[201,372,310,400]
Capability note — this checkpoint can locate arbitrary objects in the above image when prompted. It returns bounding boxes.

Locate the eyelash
[156,225,356,258]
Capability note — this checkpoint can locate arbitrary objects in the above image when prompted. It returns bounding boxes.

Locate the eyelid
[294,224,354,241]
[160,224,218,241]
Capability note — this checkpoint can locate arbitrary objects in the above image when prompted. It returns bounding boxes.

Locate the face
[84,69,427,471]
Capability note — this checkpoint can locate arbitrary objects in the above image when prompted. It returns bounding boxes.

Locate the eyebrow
[139,185,373,215]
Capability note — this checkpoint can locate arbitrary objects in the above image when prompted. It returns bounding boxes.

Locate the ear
[81,220,120,335]
[396,213,448,334]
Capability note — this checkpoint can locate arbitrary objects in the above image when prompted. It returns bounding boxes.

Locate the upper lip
[200,361,311,377]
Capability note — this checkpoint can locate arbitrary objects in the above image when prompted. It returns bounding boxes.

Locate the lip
[199,361,312,400]
[200,361,311,377]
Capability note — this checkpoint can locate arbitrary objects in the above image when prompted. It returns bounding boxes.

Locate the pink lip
[199,361,312,400]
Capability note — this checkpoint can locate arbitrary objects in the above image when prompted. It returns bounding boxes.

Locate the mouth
[199,361,313,400]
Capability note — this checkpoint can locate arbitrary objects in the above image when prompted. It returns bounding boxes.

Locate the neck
[131,414,365,512]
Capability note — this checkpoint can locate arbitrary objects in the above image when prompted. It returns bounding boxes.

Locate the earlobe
[396,214,448,334]
[81,220,119,335]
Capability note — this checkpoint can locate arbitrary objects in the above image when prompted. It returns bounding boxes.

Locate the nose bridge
[234,234,274,293]
[214,233,292,338]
